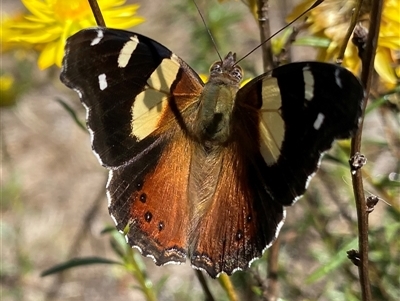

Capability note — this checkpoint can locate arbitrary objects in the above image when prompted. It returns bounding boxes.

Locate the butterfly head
[208,52,243,87]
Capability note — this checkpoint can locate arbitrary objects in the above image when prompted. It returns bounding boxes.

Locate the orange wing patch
[126,131,192,264]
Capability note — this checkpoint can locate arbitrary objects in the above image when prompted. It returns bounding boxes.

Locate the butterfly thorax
[194,52,243,145]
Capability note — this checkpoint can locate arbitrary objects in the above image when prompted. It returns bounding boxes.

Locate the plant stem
[337,1,362,63]
[219,273,239,301]
[195,270,216,301]
[88,0,106,27]
[126,248,157,301]
[257,0,274,70]
[350,0,383,300]
[266,236,280,301]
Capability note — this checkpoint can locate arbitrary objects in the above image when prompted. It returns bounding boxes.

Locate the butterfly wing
[61,27,204,264]
[189,62,363,277]
[237,62,364,206]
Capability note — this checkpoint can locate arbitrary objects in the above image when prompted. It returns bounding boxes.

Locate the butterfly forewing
[61,27,203,167]
[237,62,364,206]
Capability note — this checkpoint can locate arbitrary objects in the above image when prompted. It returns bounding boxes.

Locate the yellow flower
[1,0,145,69]
[0,73,17,106]
[287,0,400,87]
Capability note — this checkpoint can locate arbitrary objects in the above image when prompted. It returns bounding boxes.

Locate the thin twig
[238,0,324,66]
[195,270,216,301]
[275,22,304,64]
[88,0,106,27]
[336,0,363,63]
[266,236,281,301]
[256,0,274,70]
[350,0,383,300]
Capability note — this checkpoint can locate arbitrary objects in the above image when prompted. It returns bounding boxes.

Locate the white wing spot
[118,36,139,68]
[335,68,343,88]
[98,73,108,90]
[303,66,314,101]
[313,112,325,130]
[90,29,104,46]
[259,78,284,165]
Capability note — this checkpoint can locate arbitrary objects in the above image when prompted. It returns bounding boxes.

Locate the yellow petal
[98,0,126,9]
[375,47,397,84]
[38,41,57,69]
[8,29,58,44]
[55,21,73,67]
[378,36,400,49]
[7,18,47,29]
[24,13,55,24]
[22,0,53,20]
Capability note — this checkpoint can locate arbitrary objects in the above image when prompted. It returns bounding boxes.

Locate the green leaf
[293,36,332,48]
[131,248,147,273]
[110,235,126,259]
[41,257,121,277]
[100,225,118,234]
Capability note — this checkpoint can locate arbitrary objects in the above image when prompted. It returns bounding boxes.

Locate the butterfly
[60,27,364,278]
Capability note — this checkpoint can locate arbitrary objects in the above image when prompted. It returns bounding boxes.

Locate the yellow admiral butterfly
[60,27,364,278]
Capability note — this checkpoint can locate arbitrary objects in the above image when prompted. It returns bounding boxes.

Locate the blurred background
[1,0,399,300]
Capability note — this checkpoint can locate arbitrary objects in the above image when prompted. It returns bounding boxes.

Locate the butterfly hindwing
[108,131,192,264]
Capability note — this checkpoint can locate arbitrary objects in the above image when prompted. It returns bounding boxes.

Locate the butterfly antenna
[342,176,391,207]
[235,0,324,65]
[192,0,223,62]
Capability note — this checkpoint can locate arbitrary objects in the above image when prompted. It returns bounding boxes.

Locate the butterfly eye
[211,63,223,74]
[231,67,242,81]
